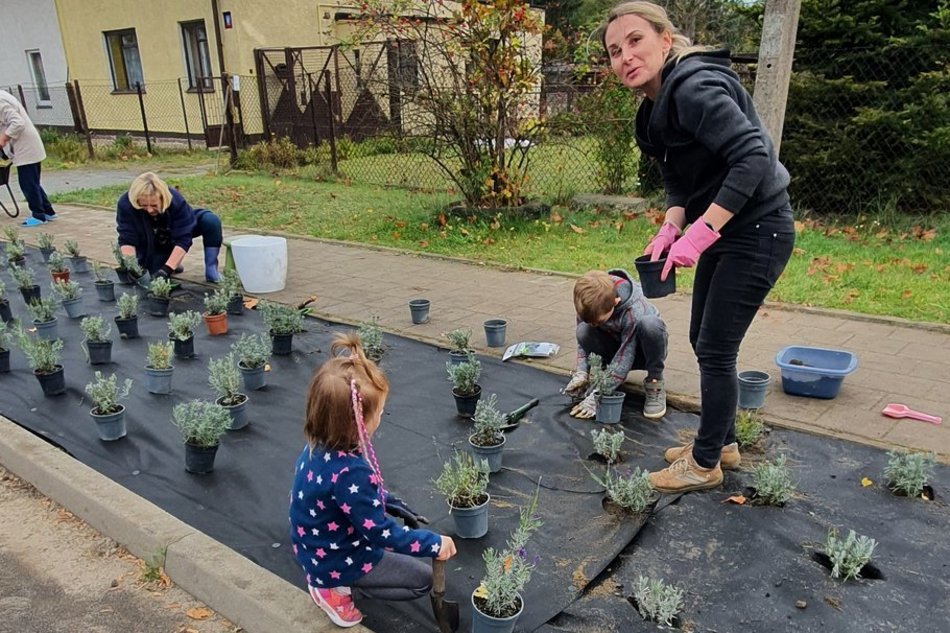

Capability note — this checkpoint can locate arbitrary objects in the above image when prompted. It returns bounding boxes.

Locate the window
[26,50,51,105]
[388,41,419,95]
[181,20,213,91]
[104,29,143,92]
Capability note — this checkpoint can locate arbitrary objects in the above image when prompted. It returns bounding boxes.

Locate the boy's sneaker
[309,586,363,628]
[643,379,666,419]
[664,441,741,470]
[649,453,723,493]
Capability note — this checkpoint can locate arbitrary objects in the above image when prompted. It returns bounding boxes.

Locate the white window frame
[181,20,214,92]
[104,28,144,92]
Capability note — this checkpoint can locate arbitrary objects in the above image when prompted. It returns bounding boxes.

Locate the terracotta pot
[203,311,229,336]
[51,270,70,284]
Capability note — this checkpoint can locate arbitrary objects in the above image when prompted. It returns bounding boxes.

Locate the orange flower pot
[203,312,229,336]
[51,270,70,284]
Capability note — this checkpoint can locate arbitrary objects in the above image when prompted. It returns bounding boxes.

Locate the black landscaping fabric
[2,248,948,633]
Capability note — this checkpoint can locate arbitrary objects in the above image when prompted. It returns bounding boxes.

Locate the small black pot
[114,315,139,339]
[86,340,113,365]
[185,442,219,474]
[20,284,41,304]
[634,255,676,299]
[172,335,195,359]
[9,255,26,268]
[453,384,482,418]
[35,365,66,396]
[69,256,89,274]
[95,280,116,302]
[270,331,294,356]
[0,298,13,324]
[227,294,244,315]
[39,247,55,263]
[115,267,133,285]
[0,348,10,373]
[148,294,171,317]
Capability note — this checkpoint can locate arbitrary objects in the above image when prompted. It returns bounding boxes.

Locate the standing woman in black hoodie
[596,2,795,493]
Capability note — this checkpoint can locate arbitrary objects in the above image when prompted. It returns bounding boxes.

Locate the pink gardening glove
[643,223,681,262]
[661,221,720,281]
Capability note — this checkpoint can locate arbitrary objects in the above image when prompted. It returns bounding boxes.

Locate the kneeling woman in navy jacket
[116,172,223,282]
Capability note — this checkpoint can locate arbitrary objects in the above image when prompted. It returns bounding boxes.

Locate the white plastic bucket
[230,235,288,293]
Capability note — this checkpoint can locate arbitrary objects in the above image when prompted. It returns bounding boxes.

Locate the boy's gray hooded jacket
[576,268,658,393]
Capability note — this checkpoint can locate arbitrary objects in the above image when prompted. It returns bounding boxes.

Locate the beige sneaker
[649,453,723,493]
[664,441,741,470]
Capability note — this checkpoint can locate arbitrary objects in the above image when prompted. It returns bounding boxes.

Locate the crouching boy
[565,269,668,419]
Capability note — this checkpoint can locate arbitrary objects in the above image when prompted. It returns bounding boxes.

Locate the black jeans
[147,210,223,273]
[690,209,795,468]
[16,162,54,220]
[576,314,667,381]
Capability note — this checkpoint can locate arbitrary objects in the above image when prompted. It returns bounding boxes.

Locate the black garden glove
[385,495,429,529]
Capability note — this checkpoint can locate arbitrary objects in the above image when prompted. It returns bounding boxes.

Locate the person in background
[597,2,795,493]
[0,88,56,226]
[115,171,222,282]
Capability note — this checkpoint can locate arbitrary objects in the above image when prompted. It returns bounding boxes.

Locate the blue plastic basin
[774,346,858,399]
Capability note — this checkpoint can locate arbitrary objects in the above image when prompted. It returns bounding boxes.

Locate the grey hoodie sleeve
[674,74,771,214]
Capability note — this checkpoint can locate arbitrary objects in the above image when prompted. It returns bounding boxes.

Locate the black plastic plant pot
[69,256,90,274]
[270,331,294,356]
[184,442,219,475]
[0,298,12,324]
[86,340,113,365]
[115,267,133,285]
[227,294,244,315]
[634,255,676,299]
[9,255,26,268]
[114,315,139,339]
[34,365,66,396]
[39,247,55,263]
[20,284,41,304]
[238,362,266,391]
[148,294,171,317]
[95,280,116,302]
[217,394,249,430]
[90,405,127,441]
[0,348,10,373]
[172,335,195,359]
[453,385,482,418]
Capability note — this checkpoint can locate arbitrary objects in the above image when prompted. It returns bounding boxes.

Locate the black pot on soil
[9,255,26,268]
[453,385,482,418]
[69,256,89,274]
[172,335,195,359]
[227,294,244,315]
[144,365,173,394]
[39,247,55,263]
[270,331,293,356]
[90,405,127,441]
[184,442,219,474]
[86,340,113,365]
[148,294,170,317]
[34,366,66,396]
[0,348,10,373]
[0,298,12,323]
[114,315,139,339]
[95,280,116,302]
[20,284,41,304]
[115,267,133,285]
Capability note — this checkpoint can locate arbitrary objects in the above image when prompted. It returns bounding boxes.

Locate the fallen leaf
[186,607,213,620]
[621,211,638,220]
[459,228,469,236]
[794,220,805,232]
[244,298,259,309]
[724,495,747,505]
[482,238,495,245]
[793,247,805,256]
[418,240,429,248]
[861,477,873,487]
[909,262,928,274]
[901,290,912,300]
[569,224,584,234]
[394,220,406,229]
[437,213,447,227]
[549,210,563,224]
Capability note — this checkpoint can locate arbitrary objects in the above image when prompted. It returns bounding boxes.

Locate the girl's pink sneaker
[309,585,364,628]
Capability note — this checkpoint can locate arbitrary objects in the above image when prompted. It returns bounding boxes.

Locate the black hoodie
[635,50,790,235]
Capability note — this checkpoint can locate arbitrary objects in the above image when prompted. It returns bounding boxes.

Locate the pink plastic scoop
[882,403,942,425]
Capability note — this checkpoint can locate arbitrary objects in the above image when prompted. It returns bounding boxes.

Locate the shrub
[14,327,63,373]
[203,288,229,315]
[168,311,202,341]
[735,408,766,448]
[259,299,305,335]
[2,226,20,243]
[883,450,936,497]
[0,324,12,351]
[208,352,243,405]
[357,316,384,359]
[117,292,139,319]
[235,136,302,170]
[220,268,242,297]
[26,297,58,322]
[37,232,56,250]
[632,575,684,626]
[446,355,481,395]
[172,400,231,447]
[824,528,877,581]
[111,241,125,267]
[587,352,621,395]
[84,371,132,415]
[6,240,26,262]
[149,277,173,299]
[597,467,652,513]
[434,451,489,509]
[752,455,796,506]
[471,393,505,447]
[231,333,271,369]
[121,255,144,278]
[51,279,82,301]
[445,327,473,353]
[63,239,82,258]
[591,428,625,463]
[47,251,68,273]
[146,341,174,370]
[80,315,111,343]
[10,263,35,288]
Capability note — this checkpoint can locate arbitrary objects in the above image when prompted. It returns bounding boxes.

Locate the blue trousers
[16,162,54,220]
[148,210,223,273]
[689,208,795,468]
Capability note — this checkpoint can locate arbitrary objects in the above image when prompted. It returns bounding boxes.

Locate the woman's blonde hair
[594,1,714,64]
[128,172,173,212]
[304,332,389,451]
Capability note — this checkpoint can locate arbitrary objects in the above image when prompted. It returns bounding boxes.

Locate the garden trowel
[430,559,459,633]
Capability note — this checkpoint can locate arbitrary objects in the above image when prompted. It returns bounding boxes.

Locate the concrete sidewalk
[16,203,949,461]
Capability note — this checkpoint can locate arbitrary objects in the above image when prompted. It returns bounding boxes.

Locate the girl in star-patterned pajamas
[289,333,457,628]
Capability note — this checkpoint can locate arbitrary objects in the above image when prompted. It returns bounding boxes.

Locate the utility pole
[210,0,238,165]
[753,0,801,155]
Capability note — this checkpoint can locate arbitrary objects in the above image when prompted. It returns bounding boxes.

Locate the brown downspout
[210,0,238,164]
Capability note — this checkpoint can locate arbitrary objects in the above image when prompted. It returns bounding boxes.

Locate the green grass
[52,171,950,324]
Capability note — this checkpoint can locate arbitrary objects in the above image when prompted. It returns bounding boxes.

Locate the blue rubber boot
[203,246,221,283]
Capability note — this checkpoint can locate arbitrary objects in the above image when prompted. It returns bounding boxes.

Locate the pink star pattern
[307,470,314,482]
[316,500,325,510]
[296,526,305,537]
[327,522,339,531]
[316,548,326,558]
[410,540,421,553]
[340,503,351,514]
[330,571,341,580]
[363,518,376,529]
[362,563,373,573]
